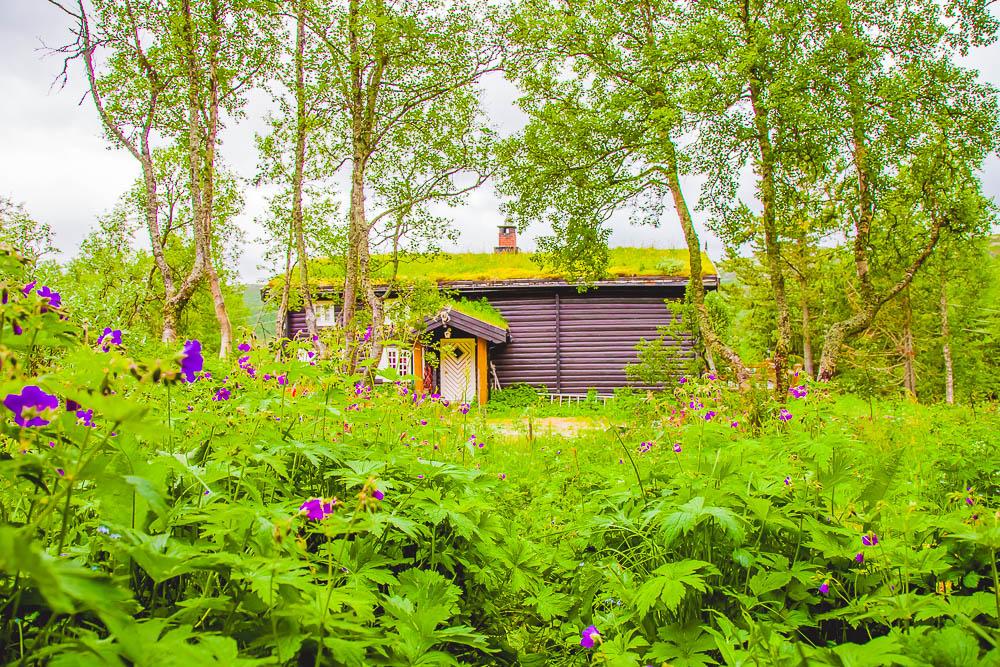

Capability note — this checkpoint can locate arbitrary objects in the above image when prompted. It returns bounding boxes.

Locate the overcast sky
[2,0,999,283]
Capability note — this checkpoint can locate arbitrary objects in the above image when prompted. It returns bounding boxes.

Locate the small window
[314,303,337,327]
[378,346,413,376]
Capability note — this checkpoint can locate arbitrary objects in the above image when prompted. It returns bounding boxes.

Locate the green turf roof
[277,247,712,290]
[447,298,509,330]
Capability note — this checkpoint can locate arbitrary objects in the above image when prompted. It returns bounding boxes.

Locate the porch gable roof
[422,308,509,345]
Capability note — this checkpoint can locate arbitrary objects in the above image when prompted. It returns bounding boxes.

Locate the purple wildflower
[277,374,288,386]
[784,476,791,486]
[855,552,864,564]
[97,327,123,352]
[673,443,682,453]
[965,497,975,506]
[4,385,59,427]
[580,625,600,649]
[372,489,384,501]
[818,582,830,596]
[638,441,653,453]
[678,376,687,385]
[498,473,506,480]
[789,385,808,399]
[704,410,717,421]
[459,402,471,415]
[707,373,717,380]
[213,387,231,402]
[36,285,61,311]
[730,420,739,428]
[299,498,336,521]
[862,533,878,547]
[238,355,250,366]
[22,281,36,296]
[179,340,204,382]
[75,408,95,427]
[778,408,793,422]
[416,474,424,479]
[362,325,372,342]
[237,342,251,352]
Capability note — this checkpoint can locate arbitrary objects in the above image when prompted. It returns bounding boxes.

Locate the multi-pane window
[381,346,413,376]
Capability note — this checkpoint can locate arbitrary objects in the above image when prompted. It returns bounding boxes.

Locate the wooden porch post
[413,342,424,394]
[476,338,488,405]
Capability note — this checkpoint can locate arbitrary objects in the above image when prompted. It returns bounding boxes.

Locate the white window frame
[378,346,413,376]
[314,302,338,328]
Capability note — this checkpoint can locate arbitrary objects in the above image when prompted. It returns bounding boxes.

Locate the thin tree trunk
[179,0,212,345]
[340,0,364,339]
[275,225,294,340]
[747,74,792,397]
[293,0,320,349]
[901,287,917,397]
[341,158,365,334]
[801,295,813,378]
[662,140,749,382]
[200,0,232,357]
[940,282,954,404]
[797,240,814,378]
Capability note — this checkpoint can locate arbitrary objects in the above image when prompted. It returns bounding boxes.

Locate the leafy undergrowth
[1,252,998,666]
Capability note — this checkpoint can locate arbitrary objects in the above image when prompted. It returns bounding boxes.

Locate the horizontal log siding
[288,311,307,338]
[484,295,559,388]
[484,288,692,394]
[557,295,690,393]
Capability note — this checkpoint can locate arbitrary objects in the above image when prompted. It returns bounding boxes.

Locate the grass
[269,247,714,291]
[447,298,509,329]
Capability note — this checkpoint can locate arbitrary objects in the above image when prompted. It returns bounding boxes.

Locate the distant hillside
[242,284,276,338]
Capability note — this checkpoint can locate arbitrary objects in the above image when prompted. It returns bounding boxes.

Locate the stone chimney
[495,225,518,254]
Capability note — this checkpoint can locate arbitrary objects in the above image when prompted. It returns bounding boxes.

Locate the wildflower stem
[166,383,173,453]
[609,427,646,500]
[992,547,999,624]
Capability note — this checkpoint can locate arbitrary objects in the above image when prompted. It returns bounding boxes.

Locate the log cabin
[282,227,717,404]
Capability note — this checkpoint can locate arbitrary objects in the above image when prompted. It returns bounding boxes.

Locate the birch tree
[50,0,201,343]
[304,0,499,366]
[501,0,750,381]
[810,0,999,379]
[51,0,275,355]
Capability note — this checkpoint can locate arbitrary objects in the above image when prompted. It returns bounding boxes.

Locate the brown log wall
[483,287,693,394]
[288,286,695,394]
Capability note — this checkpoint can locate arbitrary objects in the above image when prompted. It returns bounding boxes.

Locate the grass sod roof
[270,247,714,292]
[447,298,509,330]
